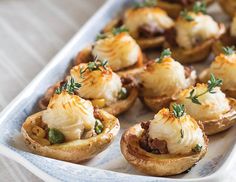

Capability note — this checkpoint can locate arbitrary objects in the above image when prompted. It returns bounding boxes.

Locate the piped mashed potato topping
[176,12,220,49]
[42,91,96,141]
[209,53,236,91]
[139,57,191,96]
[176,84,230,121]
[123,7,174,38]
[70,63,122,105]
[92,32,141,71]
[148,108,205,154]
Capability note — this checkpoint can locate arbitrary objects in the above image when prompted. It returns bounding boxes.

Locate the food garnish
[172,103,185,118]
[187,74,222,105]
[222,46,235,56]
[55,78,81,95]
[180,9,194,21]
[155,48,172,63]
[193,1,207,14]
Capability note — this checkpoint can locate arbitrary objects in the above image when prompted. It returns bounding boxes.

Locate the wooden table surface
[0,0,235,182]
[0,0,105,181]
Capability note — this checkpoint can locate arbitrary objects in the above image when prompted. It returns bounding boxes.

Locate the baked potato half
[22,109,120,163]
[102,4,174,49]
[165,23,225,64]
[39,64,138,116]
[121,107,208,176]
[173,80,236,135]
[74,32,146,74]
[138,52,197,112]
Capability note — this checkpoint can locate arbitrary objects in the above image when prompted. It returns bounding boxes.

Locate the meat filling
[138,24,164,38]
[139,121,169,154]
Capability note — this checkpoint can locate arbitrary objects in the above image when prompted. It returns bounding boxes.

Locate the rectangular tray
[0,0,235,181]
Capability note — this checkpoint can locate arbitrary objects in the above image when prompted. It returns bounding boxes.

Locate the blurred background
[0,0,104,181]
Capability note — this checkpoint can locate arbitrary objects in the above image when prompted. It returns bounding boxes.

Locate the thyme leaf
[193,1,207,14]
[172,103,185,118]
[112,26,129,35]
[187,74,222,105]
[222,46,235,56]
[54,77,81,95]
[155,48,172,63]
[180,9,194,21]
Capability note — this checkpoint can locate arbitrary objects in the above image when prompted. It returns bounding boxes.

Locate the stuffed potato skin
[22,109,120,163]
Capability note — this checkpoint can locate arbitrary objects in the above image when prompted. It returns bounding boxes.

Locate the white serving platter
[0,0,235,181]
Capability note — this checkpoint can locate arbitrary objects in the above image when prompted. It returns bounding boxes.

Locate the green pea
[48,128,65,144]
[118,87,128,100]
[94,119,103,135]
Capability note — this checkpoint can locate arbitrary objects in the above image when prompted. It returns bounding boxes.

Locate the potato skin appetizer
[121,106,208,176]
[22,92,120,163]
[165,8,225,64]
[137,49,196,112]
[39,61,138,116]
[174,81,236,135]
[103,2,174,49]
[75,32,144,75]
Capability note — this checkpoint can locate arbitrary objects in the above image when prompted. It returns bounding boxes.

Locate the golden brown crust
[120,123,208,176]
[140,66,196,112]
[74,46,145,75]
[202,98,236,135]
[21,109,120,163]
[39,76,138,116]
[165,23,225,64]
[219,0,236,17]
[199,68,236,98]
[157,0,215,19]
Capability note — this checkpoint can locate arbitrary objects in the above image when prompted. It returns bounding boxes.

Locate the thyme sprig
[222,46,235,56]
[112,26,129,35]
[79,57,109,78]
[155,48,172,63]
[180,9,194,21]
[134,0,157,8]
[193,1,207,14]
[187,74,223,105]
[96,26,129,40]
[172,103,185,118]
[55,77,81,95]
